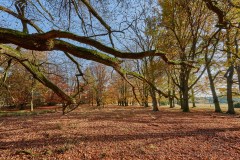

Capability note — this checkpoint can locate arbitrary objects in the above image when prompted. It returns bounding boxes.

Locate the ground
[0,104,240,160]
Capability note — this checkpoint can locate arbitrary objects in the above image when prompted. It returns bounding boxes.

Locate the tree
[204,35,222,112]
[158,0,218,112]
[128,8,167,111]
[85,63,109,106]
[224,28,238,114]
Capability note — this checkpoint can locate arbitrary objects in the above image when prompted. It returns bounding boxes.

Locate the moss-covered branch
[0,27,122,68]
[0,27,184,64]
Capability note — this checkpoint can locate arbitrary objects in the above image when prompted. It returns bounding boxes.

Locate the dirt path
[0,105,240,159]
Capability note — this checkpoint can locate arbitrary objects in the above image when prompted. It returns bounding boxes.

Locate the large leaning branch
[0,28,122,68]
[0,27,191,66]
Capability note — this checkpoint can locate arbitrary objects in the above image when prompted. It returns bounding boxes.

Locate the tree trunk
[96,99,101,106]
[124,99,128,106]
[191,88,196,108]
[30,88,34,112]
[179,91,183,109]
[236,66,240,92]
[142,85,149,107]
[172,86,176,108]
[225,29,235,114]
[30,78,36,112]
[182,86,189,112]
[206,64,222,112]
[168,77,174,108]
[158,96,161,107]
[180,68,190,112]
[168,89,174,108]
[143,101,148,107]
[234,28,239,93]
[150,87,159,111]
[172,97,175,108]
[91,94,94,106]
[169,97,173,108]
[226,65,235,114]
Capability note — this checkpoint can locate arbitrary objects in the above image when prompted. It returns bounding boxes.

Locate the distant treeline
[196,97,240,104]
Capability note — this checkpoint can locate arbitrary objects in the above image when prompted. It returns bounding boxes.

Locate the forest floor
[0,104,240,160]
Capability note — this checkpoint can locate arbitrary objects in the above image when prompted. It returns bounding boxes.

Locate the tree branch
[0,27,190,66]
[203,0,229,28]
[0,5,43,33]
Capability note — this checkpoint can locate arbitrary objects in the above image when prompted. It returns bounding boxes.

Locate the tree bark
[179,90,183,109]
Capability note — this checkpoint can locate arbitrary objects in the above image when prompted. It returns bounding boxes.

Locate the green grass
[0,110,55,117]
